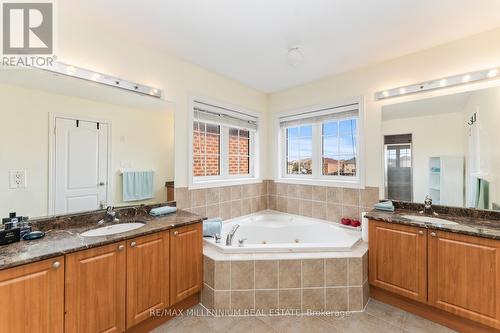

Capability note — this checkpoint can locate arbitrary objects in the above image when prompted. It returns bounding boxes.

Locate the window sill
[276,177,364,189]
[189,177,262,190]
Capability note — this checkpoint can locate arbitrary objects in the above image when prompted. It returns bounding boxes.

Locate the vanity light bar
[375,67,500,100]
[35,62,162,98]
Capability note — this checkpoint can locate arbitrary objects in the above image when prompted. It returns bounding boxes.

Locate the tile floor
[151,299,457,333]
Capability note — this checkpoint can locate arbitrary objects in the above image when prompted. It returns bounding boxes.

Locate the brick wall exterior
[193,124,250,177]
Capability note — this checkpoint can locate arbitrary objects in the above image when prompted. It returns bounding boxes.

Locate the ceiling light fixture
[34,62,162,98]
[375,66,500,100]
[287,47,303,66]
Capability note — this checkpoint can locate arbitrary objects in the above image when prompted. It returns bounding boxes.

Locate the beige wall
[57,14,269,188]
[0,84,174,218]
[268,28,500,193]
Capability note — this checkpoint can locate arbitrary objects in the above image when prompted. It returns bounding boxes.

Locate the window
[191,100,259,186]
[278,100,361,184]
[286,125,312,175]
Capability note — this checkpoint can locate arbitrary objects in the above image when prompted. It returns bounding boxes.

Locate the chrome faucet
[225,224,240,246]
[420,195,438,216]
[98,206,119,224]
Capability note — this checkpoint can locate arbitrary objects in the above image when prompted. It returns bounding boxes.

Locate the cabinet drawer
[369,220,427,302]
[428,230,500,329]
[170,223,203,305]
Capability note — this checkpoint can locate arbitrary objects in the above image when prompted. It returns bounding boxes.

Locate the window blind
[193,100,258,131]
[279,102,359,128]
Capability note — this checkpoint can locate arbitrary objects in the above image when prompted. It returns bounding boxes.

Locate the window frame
[189,97,260,189]
[276,97,365,188]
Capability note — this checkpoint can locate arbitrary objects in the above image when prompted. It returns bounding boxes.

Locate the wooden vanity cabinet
[0,256,64,333]
[370,219,500,331]
[126,231,170,329]
[170,223,203,305]
[369,220,428,302]
[428,230,500,329]
[65,242,126,333]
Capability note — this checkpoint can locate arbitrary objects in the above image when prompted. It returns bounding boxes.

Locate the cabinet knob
[130,241,137,248]
[52,261,61,269]
[173,231,179,236]
[418,230,424,235]
[430,232,437,237]
[118,244,125,251]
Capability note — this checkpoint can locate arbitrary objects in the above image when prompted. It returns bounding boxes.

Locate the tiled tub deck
[201,244,369,315]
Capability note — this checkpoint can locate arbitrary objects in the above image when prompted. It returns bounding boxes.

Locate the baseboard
[370,286,499,333]
[126,293,200,333]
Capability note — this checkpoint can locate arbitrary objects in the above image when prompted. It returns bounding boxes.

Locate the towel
[122,171,154,202]
[374,200,395,212]
[149,206,177,216]
[203,218,222,237]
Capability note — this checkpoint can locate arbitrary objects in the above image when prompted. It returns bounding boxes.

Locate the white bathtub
[203,211,361,253]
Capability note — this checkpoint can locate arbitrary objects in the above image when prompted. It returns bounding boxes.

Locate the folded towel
[149,206,177,216]
[123,171,154,202]
[374,200,395,212]
[203,218,222,237]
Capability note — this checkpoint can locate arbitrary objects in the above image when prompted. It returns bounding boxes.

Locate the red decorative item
[351,220,361,227]
[341,218,352,225]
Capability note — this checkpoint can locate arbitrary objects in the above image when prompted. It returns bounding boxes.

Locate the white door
[54,117,109,214]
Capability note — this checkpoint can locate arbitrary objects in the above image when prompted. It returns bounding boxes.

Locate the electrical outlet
[9,170,27,189]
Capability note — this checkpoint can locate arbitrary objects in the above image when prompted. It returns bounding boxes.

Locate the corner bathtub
[204,211,361,253]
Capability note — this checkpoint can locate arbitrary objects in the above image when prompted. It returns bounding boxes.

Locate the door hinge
[97,122,100,130]
[76,120,79,127]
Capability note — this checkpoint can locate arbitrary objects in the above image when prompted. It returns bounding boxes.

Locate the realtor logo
[2,2,53,54]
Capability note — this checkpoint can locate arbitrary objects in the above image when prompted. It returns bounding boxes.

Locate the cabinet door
[170,223,203,305]
[428,230,500,329]
[0,257,64,333]
[65,242,126,333]
[369,220,427,302]
[126,231,170,329]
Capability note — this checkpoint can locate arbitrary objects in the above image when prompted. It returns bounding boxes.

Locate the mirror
[382,85,500,210]
[0,68,175,219]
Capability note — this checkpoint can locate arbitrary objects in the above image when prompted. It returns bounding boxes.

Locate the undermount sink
[402,215,459,225]
[80,222,145,237]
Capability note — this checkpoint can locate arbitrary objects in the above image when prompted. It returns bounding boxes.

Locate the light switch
[9,170,27,189]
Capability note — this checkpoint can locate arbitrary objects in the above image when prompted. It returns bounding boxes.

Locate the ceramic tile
[191,189,207,207]
[342,188,360,206]
[326,187,342,203]
[349,257,363,286]
[312,186,327,202]
[230,290,255,311]
[325,287,348,311]
[326,258,347,286]
[231,260,254,289]
[312,201,327,220]
[302,259,324,287]
[278,260,301,288]
[302,288,325,312]
[255,290,278,314]
[206,187,221,205]
[255,260,278,289]
[278,289,301,310]
[215,261,231,290]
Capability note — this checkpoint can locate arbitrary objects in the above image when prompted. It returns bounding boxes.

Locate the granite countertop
[365,209,500,240]
[0,207,203,271]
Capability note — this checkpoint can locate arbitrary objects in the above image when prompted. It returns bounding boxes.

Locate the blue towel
[122,171,154,202]
[203,218,222,237]
[374,200,395,212]
[150,206,177,216]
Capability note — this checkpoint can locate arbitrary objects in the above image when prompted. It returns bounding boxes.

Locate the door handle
[52,261,61,269]
[98,182,106,186]
[118,244,125,251]
[130,241,137,248]
[430,232,437,237]
[418,230,424,235]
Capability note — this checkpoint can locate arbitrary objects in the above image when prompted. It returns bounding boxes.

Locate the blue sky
[287,120,357,161]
